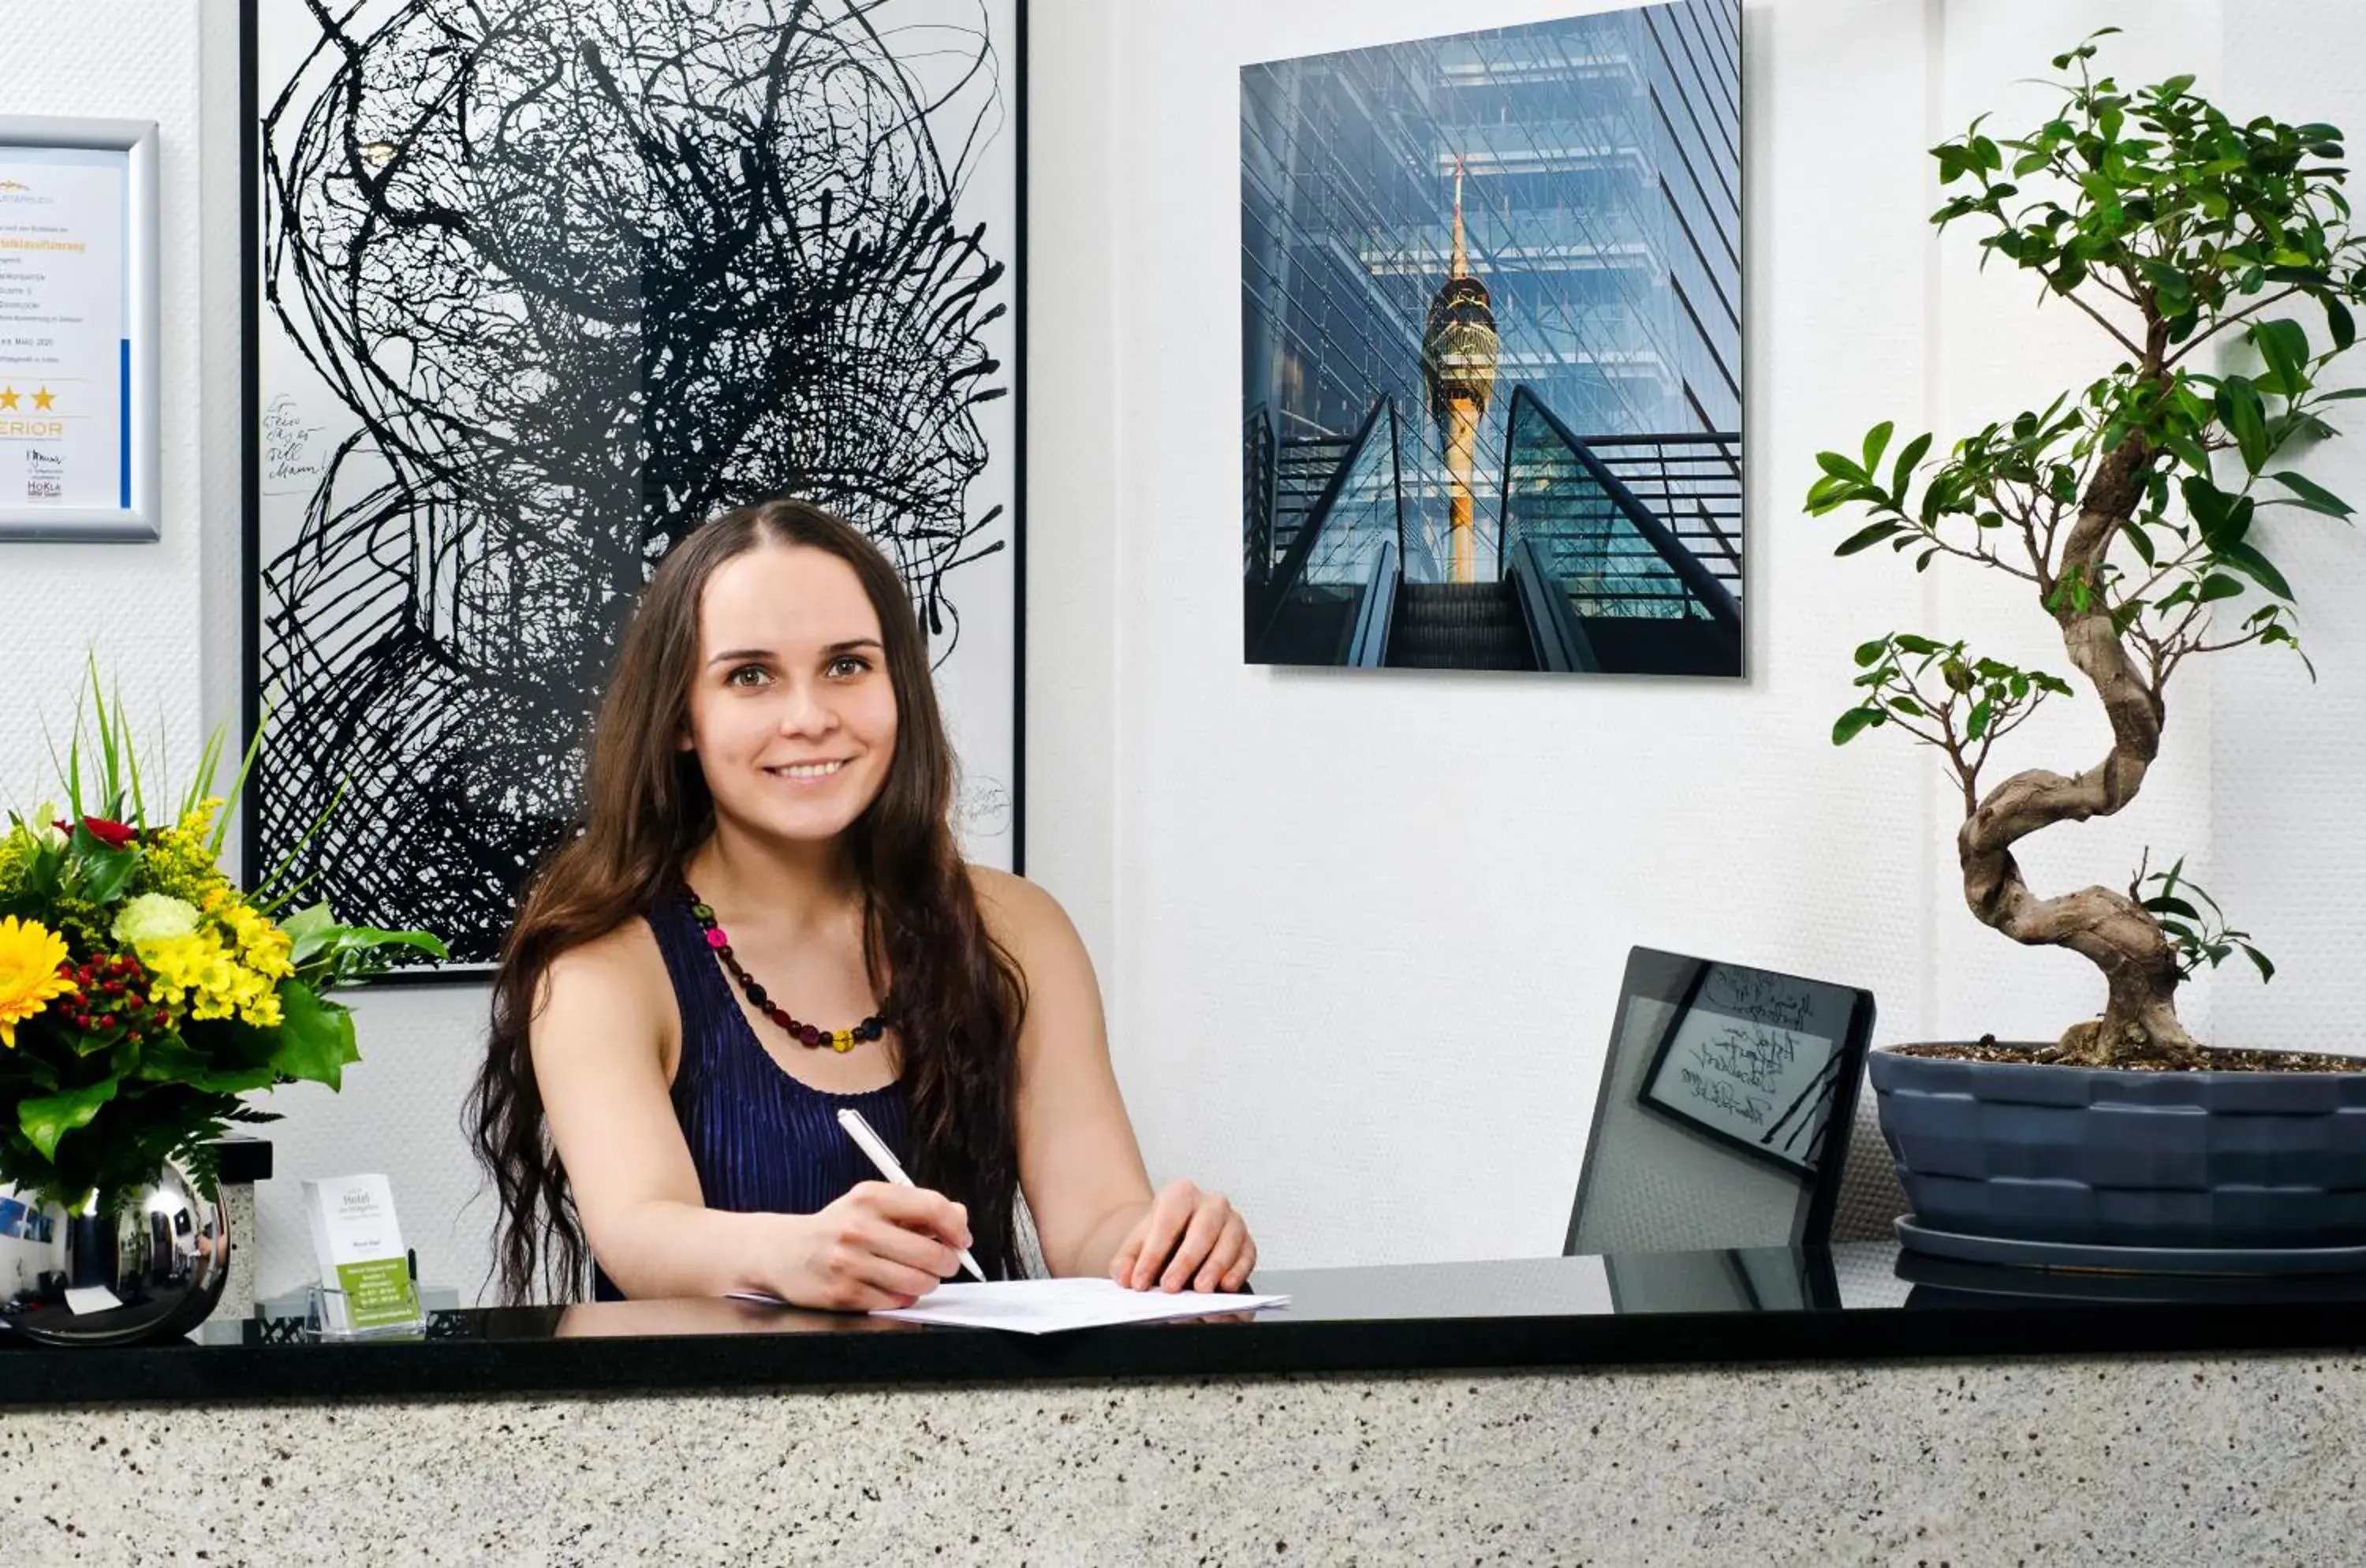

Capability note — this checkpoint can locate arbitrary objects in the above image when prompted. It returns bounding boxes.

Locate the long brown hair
[467,498,1026,1303]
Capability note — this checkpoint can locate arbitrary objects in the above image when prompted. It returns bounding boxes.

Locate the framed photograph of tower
[1241,3,1742,677]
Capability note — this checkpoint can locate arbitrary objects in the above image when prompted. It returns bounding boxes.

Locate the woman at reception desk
[468,500,1255,1308]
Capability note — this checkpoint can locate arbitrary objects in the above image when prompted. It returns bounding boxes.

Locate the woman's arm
[532,925,966,1306]
[981,870,1256,1290]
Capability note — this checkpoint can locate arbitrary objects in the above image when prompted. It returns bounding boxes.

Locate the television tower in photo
[1421,155,1501,583]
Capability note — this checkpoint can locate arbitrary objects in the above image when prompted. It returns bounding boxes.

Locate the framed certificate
[0,116,159,541]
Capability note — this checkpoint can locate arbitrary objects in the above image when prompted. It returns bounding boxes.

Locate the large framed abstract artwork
[1241,3,1741,677]
[241,0,1025,976]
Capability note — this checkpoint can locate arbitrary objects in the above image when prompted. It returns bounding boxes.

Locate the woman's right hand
[771,1182,971,1311]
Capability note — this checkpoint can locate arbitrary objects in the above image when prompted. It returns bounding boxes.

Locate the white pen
[835,1106,987,1283]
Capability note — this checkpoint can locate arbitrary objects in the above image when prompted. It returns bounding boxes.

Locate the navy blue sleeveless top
[590,894,912,1301]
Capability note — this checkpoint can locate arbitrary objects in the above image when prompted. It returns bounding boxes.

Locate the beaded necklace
[685,888,887,1054]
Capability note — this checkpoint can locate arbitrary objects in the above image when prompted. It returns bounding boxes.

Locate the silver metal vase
[0,1158,230,1347]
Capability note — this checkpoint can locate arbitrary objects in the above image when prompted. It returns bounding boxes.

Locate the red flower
[53,816,138,849]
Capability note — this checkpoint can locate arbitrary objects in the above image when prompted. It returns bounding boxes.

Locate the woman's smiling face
[682,543,899,846]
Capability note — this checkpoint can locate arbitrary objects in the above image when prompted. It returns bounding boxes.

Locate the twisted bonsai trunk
[1810,47,2364,1073]
[1955,428,2202,1068]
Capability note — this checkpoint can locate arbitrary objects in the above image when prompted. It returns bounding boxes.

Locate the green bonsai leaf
[2133,853,2275,985]
[1813,450,1868,485]
[2219,539,2295,599]
[1891,431,1933,495]
[2250,319,2313,393]
[2266,470,2353,517]
[1831,706,1886,745]
[1862,420,1895,474]
[1834,520,1905,555]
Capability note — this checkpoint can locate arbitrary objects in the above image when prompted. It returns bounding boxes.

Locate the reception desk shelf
[6,1241,2366,1408]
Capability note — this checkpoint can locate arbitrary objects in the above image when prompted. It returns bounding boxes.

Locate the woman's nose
[774,678,838,736]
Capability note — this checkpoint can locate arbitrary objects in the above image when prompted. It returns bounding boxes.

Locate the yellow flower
[138,923,286,1029]
[224,903,294,981]
[0,916,73,1049]
[141,801,233,910]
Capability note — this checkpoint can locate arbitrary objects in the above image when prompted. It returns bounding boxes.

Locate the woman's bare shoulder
[536,914,674,1043]
[963,864,1094,992]
[964,864,1077,949]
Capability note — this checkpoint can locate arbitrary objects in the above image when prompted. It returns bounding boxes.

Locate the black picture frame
[1566,946,1875,1256]
[1633,957,1874,1182]
[239,0,1029,982]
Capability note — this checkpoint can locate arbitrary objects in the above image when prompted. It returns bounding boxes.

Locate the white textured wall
[1089,0,2313,1275]
[1103,0,1934,1271]
[0,1,206,808]
[2211,0,2366,1057]
[0,0,503,1307]
[3,0,2363,1305]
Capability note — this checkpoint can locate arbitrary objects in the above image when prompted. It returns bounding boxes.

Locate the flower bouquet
[0,675,442,1226]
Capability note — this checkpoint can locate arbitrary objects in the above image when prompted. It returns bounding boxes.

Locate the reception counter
[5,1242,2364,1563]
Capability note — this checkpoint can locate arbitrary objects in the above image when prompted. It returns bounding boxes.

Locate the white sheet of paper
[873,1277,1289,1335]
[718,1279,1289,1334]
[64,1285,123,1316]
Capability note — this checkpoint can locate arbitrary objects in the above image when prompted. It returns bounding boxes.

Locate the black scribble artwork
[1700,968,1816,1035]
[1760,1051,1840,1163]
[252,0,1012,965]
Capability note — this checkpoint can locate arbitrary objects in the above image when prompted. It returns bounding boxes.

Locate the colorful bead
[685,883,888,1053]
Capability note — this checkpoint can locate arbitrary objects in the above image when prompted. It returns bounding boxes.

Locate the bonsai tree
[1808,33,2366,1070]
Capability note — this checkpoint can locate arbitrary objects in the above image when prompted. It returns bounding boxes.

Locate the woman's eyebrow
[707,638,883,666]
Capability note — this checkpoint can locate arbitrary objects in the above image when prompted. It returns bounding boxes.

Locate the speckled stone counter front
[4,1356,2361,1566]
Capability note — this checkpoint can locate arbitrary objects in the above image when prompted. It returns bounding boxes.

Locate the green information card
[334,1256,420,1330]
[304,1174,420,1335]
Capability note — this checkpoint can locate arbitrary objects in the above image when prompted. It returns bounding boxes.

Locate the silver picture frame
[0,114,160,543]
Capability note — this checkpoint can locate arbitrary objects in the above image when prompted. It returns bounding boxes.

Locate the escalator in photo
[1384,580,1536,670]
[1245,387,1743,678]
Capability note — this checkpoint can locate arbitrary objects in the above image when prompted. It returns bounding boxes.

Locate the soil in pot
[1892,1036,2366,1073]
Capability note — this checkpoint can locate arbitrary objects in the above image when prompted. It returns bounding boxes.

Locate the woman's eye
[727,665,771,688]
[827,655,873,678]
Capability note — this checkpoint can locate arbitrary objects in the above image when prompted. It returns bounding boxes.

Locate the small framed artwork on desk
[1636,959,1875,1180]
[1566,948,1879,1260]
[0,115,159,542]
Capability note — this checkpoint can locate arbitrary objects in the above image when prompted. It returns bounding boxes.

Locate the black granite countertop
[8,1240,2366,1407]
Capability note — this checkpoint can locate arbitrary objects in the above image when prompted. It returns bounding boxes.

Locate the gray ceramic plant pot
[1869,1043,2366,1249]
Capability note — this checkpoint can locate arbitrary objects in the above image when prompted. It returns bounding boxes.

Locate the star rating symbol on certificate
[0,388,17,411]
[31,388,52,411]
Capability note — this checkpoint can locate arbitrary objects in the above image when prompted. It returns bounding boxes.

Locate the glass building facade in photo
[1242,1,1743,675]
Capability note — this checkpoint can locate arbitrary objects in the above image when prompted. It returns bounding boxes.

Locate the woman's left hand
[1109,1179,1256,1293]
